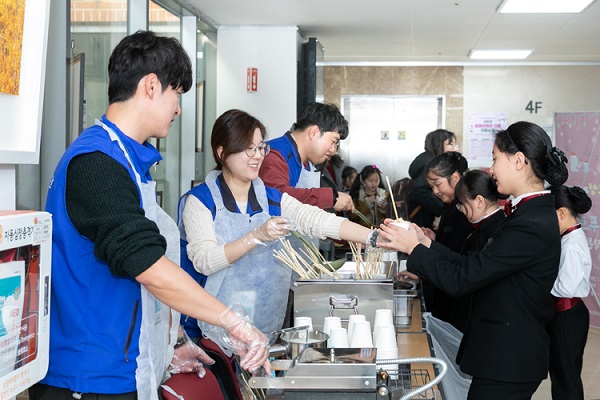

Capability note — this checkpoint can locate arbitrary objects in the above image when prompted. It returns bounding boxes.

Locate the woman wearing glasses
[177,109,374,339]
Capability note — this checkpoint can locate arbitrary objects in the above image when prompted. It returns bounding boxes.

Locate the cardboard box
[0,211,52,399]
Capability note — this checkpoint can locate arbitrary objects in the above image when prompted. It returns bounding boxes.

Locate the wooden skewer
[384,176,399,221]
[385,176,399,221]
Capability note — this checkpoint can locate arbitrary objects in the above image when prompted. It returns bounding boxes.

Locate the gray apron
[198,171,291,338]
[97,120,180,400]
[292,162,322,252]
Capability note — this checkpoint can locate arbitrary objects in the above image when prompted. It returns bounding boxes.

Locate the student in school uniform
[451,169,507,332]
[418,152,473,328]
[547,185,592,400]
[378,121,569,400]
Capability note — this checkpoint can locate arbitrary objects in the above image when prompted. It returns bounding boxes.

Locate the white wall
[0,167,16,209]
[463,65,600,166]
[216,26,299,143]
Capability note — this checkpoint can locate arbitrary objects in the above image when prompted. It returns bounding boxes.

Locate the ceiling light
[497,0,595,13]
[468,49,533,60]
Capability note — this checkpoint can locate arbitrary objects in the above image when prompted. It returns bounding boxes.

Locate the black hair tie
[567,186,585,199]
[547,146,567,166]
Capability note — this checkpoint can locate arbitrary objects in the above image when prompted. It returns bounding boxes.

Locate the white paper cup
[323,316,342,336]
[377,346,399,378]
[391,221,410,230]
[398,259,408,272]
[294,316,313,332]
[375,324,397,350]
[373,309,394,344]
[350,320,373,348]
[347,314,366,339]
[328,327,349,348]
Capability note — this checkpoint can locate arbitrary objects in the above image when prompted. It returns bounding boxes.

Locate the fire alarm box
[247,68,258,92]
[0,211,52,398]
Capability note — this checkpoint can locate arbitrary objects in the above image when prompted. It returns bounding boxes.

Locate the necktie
[503,200,514,216]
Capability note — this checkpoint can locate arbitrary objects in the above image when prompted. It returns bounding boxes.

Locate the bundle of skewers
[348,241,383,279]
[273,231,345,279]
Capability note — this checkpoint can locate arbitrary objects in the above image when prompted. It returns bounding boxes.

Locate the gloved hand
[247,217,296,246]
[169,327,215,378]
[202,304,271,375]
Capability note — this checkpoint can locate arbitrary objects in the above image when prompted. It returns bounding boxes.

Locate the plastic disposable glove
[202,304,271,375]
[247,217,296,246]
[169,327,215,378]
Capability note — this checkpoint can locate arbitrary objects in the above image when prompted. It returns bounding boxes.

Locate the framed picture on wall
[196,81,205,152]
[0,0,51,164]
[68,52,85,145]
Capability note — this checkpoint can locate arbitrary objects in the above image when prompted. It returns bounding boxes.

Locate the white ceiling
[184,0,600,64]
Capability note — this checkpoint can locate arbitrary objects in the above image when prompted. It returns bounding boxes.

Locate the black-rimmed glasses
[245,143,270,157]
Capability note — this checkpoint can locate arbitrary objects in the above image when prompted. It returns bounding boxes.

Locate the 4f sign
[247,68,258,92]
[526,100,542,114]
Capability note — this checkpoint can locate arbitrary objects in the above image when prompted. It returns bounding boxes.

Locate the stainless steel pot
[279,330,329,360]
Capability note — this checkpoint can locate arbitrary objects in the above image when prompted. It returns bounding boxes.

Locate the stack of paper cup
[373,309,394,346]
[347,314,366,340]
[375,324,399,378]
[322,316,342,336]
[328,327,349,348]
[349,320,374,348]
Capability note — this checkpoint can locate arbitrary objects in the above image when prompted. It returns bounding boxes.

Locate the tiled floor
[533,326,600,400]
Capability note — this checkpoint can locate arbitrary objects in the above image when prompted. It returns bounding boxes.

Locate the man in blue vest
[30,31,269,400]
[260,102,354,213]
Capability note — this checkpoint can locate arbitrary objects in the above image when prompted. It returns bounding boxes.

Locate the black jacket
[408,195,560,382]
[408,152,443,228]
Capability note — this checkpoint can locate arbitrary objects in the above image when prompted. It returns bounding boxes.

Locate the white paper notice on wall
[467,113,509,168]
[0,260,25,376]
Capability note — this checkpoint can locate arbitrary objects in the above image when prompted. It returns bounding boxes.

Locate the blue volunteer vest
[267,132,310,187]
[42,116,161,393]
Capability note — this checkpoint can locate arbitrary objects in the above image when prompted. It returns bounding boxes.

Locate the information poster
[0,261,25,376]
[555,111,600,328]
[466,113,508,167]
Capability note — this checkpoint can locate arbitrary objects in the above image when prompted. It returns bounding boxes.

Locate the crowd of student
[35,30,592,400]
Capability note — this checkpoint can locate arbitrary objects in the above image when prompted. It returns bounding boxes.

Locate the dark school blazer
[408,195,560,383]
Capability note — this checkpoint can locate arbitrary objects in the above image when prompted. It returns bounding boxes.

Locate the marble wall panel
[324,66,464,139]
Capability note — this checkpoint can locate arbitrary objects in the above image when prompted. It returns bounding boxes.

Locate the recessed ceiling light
[469,49,533,60]
[497,0,596,13]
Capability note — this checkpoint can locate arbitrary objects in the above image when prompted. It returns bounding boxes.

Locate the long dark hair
[349,165,385,199]
[424,129,456,156]
[342,166,357,181]
[551,185,592,217]
[494,121,568,186]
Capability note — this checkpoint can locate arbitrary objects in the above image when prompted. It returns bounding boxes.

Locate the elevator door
[340,95,445,184]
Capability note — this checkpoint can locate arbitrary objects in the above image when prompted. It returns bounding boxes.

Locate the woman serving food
[177,109,376,340]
